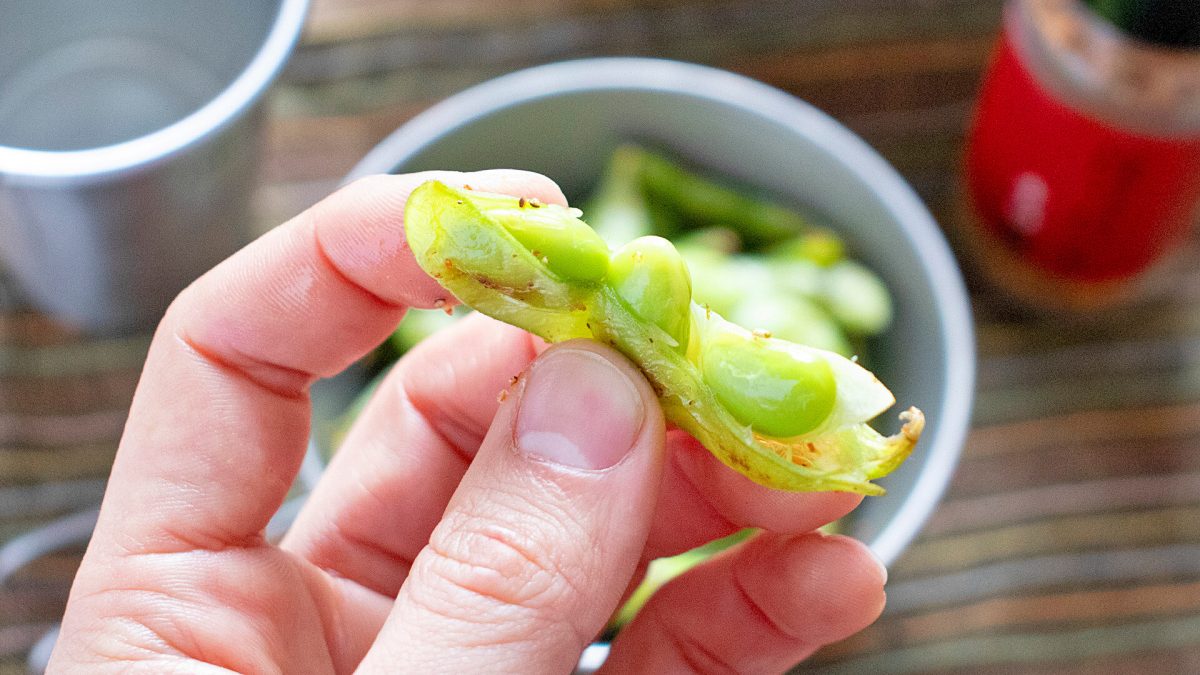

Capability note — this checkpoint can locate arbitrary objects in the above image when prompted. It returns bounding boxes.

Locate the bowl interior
[343,61,973,564]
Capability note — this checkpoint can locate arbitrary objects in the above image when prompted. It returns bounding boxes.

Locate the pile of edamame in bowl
[330,143,917,630]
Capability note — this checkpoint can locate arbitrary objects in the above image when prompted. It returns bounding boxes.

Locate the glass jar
[957,0,1200,312]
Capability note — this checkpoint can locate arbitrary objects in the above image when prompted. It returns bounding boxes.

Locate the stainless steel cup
[0,0,309,334]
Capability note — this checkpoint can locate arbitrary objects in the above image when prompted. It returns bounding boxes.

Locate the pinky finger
[599,532,887,674]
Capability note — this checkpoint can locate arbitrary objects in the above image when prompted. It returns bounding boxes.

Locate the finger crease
[731,565,802,644]
[405,390,476,468]
[176,330,311,401]
[653,609,740,675]
[83,587,215,662]
[116,521,267,557]
[307,567,374,673]
[672,449,742,535]
[310,220,406,312]
[333,525,415,595]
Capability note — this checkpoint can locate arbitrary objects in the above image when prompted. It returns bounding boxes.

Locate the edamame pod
[584,145,656,247]
[682,252,774,319]
[403,181,598,343]
[821,260,894,336]
[405,180,923,495]
[629,145,842,252]
[673,226,742,255]
[766,232,845,267]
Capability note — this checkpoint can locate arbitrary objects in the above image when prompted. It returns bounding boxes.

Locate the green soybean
[609,236,693,348]
[701,332,837,438]
[490,200,610,283]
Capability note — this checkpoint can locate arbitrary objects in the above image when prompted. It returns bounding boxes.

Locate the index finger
[92,170,567,556]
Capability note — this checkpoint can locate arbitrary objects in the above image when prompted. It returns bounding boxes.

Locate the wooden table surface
[4,1,1200,672]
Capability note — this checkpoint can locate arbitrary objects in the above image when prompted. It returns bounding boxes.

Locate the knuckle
[412,491,590,632]
[648,610,742,675]
[427,515,569,610]
[730,570,808,643]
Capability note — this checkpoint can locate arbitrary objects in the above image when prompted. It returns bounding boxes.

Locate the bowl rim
[345,56,975,567]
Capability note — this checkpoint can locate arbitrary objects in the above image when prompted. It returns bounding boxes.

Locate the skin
[51,170,886,674]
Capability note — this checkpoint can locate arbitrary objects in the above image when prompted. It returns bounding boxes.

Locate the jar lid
[1084,0,1200,49]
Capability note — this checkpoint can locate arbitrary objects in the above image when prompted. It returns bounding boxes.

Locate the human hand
[50,170,886,674]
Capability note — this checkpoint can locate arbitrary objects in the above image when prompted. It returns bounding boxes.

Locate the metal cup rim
[0,0,309,183]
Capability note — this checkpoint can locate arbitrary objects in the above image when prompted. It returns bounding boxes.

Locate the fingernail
[516,346,644,470]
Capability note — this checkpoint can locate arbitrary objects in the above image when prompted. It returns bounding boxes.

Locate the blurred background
[4,0,1200,672]
[265,0,995,229]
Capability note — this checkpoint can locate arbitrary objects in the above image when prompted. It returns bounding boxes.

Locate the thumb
[357,340,665,673]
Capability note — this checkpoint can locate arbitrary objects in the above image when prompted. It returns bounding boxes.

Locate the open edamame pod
[405,181,923,495]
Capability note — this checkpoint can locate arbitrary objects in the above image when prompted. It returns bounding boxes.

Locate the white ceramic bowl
[341,57,975,567]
